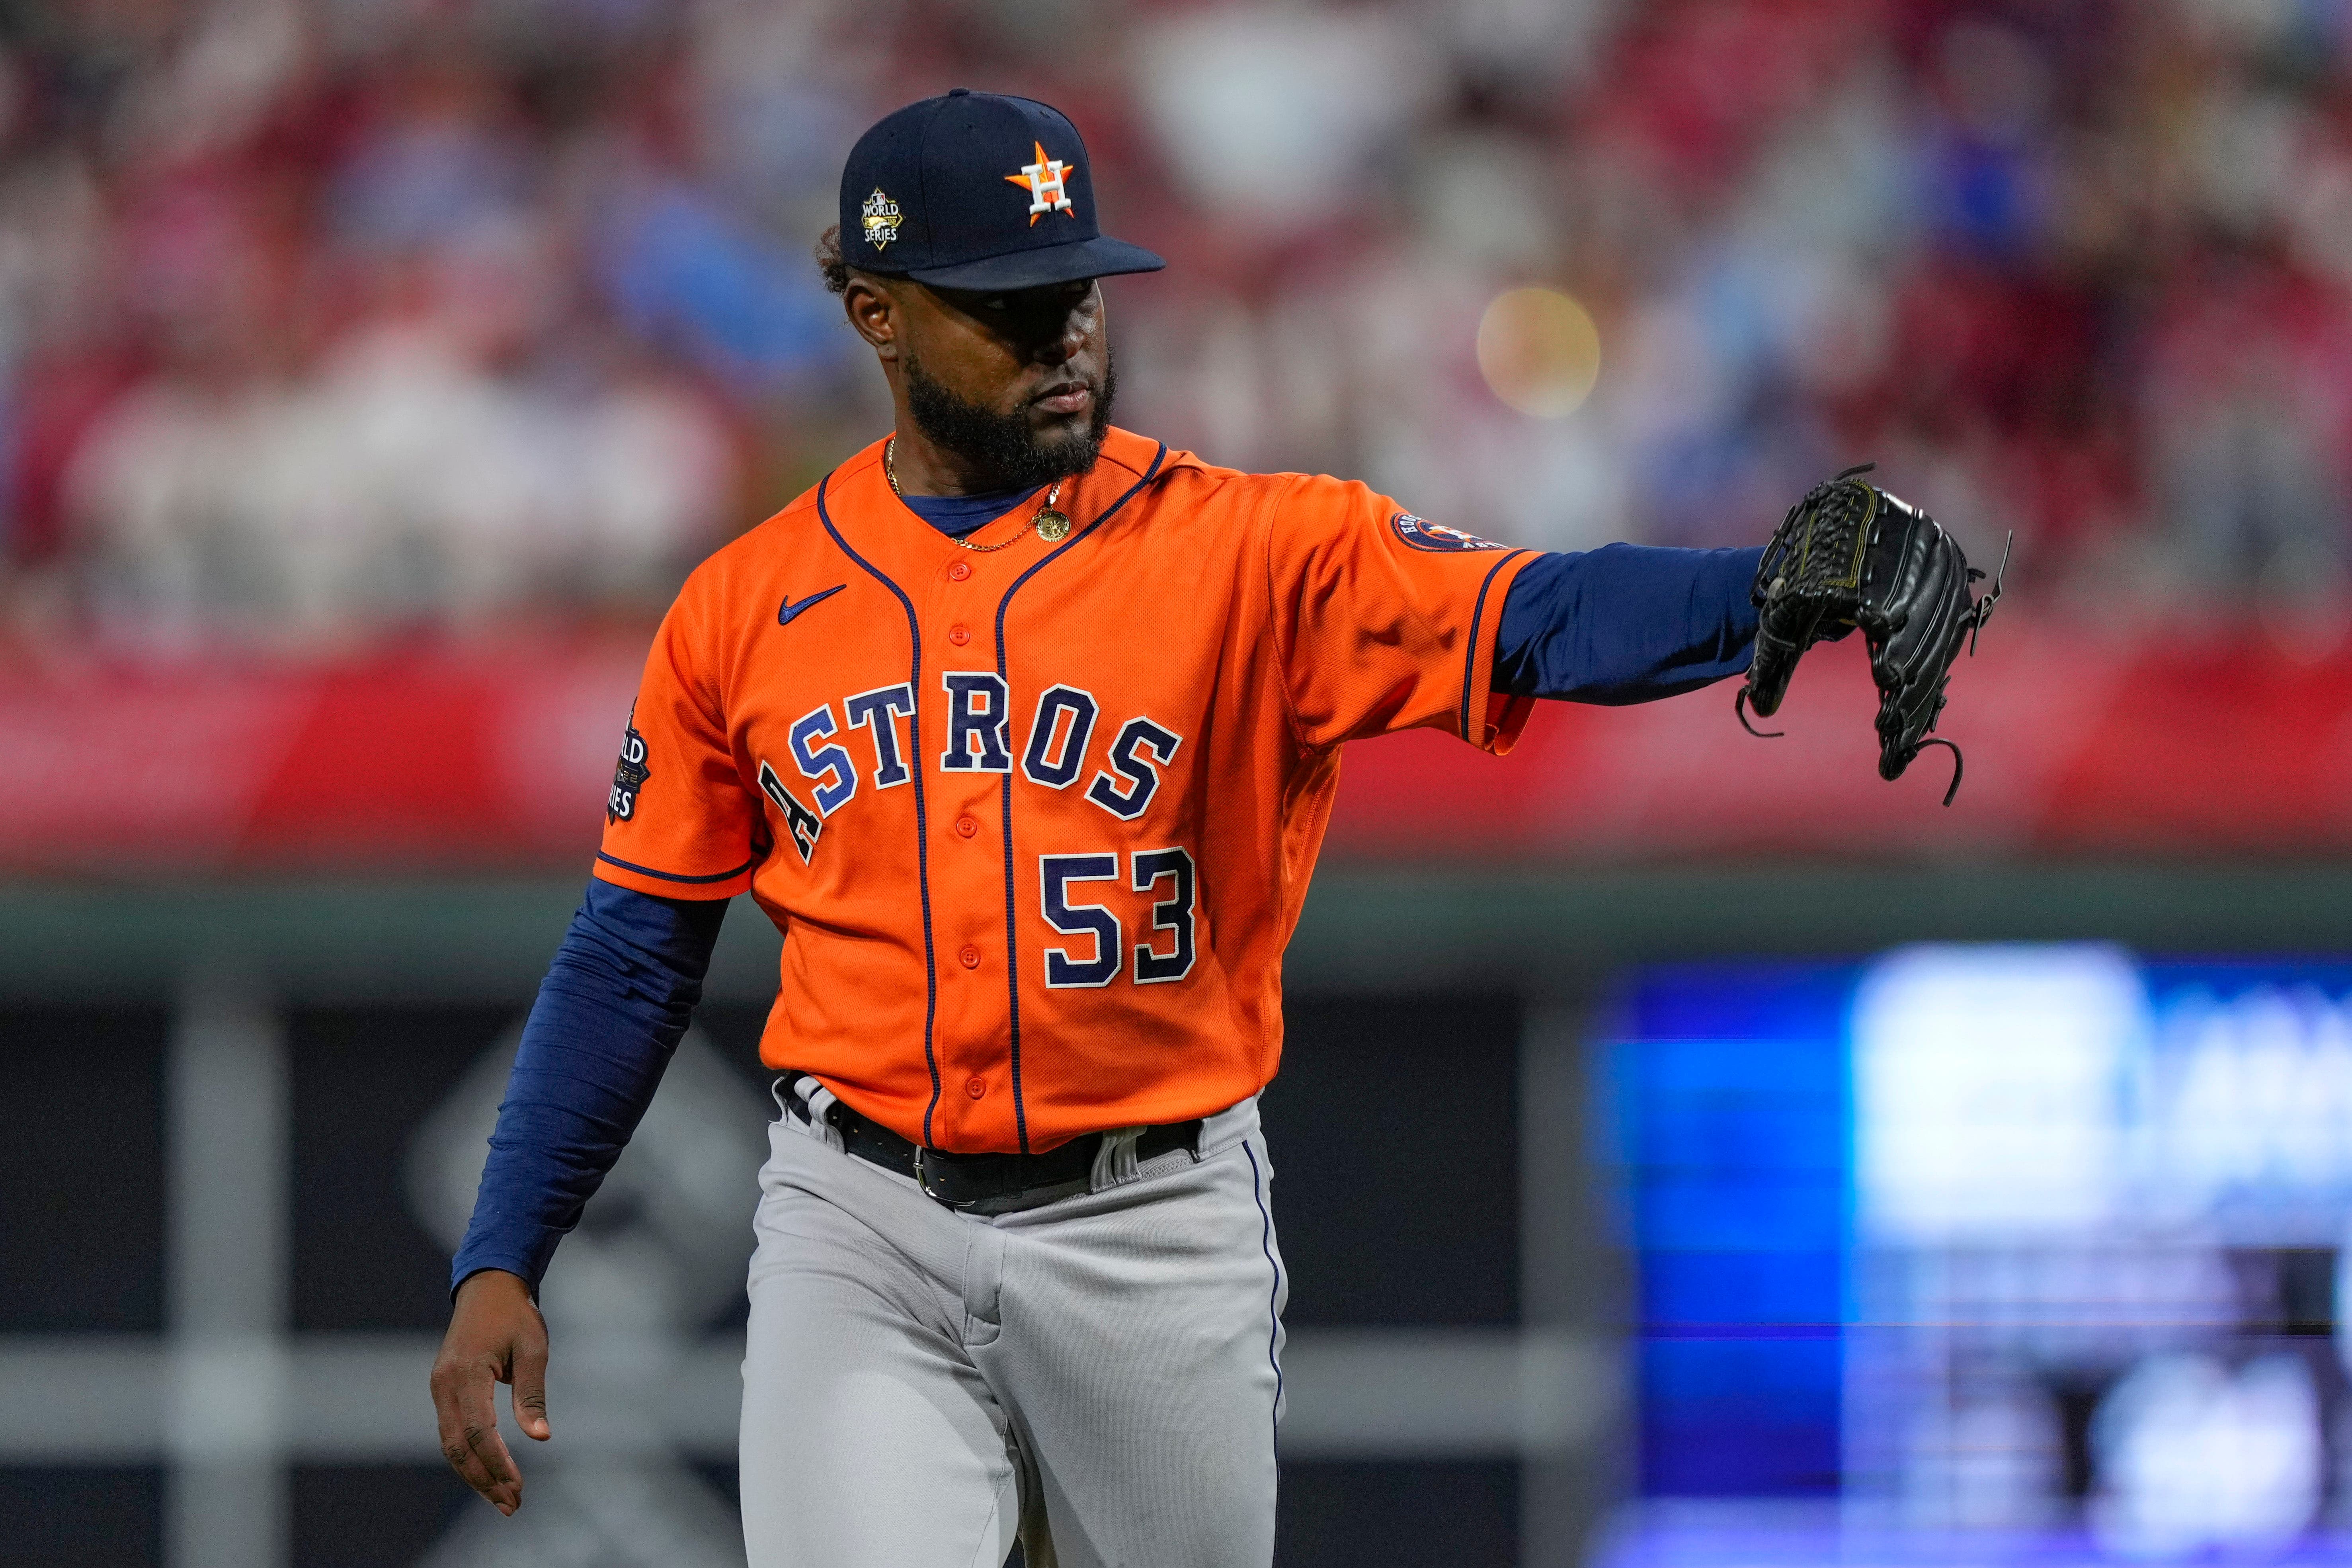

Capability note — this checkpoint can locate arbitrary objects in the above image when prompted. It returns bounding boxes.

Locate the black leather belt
[781,1074,1202,1216]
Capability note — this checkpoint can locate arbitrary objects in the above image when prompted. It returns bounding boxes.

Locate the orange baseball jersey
[593,426,1536,1153]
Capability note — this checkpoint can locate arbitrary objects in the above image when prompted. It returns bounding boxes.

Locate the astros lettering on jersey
[595,428,1536,1154]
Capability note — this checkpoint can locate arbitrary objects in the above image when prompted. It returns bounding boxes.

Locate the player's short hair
[816,225,851,295]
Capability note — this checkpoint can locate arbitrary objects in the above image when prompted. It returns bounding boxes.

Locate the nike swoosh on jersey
[778,585,846,625]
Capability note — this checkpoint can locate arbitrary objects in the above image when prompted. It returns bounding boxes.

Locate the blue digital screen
[1593,947,2352,1566]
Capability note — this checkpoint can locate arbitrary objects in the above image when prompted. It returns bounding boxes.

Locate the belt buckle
[914,1147,1042,1215]
[913,1147,962,1209]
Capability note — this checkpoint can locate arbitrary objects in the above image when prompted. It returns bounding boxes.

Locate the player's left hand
[429,1268,551,1515]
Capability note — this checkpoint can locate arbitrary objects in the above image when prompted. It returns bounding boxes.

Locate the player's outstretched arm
[1493,543,1766,705]
[431,1268,548,1515]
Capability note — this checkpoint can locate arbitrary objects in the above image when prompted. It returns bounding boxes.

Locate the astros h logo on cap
[1005,141,1077,225]
[838,88,1165,291]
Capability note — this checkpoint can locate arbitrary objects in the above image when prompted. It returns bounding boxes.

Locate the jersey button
[958,944,981,969]
[954,814,978,838]
[948,624,970,646]
[948,561,972,582]
[965,1077,986,1099]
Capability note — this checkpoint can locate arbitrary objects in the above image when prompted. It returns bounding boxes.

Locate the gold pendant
[1035,510,1071,542]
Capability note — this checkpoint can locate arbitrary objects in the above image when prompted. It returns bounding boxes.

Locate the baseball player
[429,90,1963,1567]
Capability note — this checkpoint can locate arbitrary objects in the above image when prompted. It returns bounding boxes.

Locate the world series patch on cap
[839,88,1166,290]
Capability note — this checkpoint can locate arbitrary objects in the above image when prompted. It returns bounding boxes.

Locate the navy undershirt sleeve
[450,878,727,1297]
[1492,544,1765,704]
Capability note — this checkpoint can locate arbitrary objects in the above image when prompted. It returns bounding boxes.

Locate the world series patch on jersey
[607,708,651,822]
[593,427,1536,1154]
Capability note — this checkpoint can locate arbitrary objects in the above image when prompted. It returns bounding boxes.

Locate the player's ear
[842,274,900,362]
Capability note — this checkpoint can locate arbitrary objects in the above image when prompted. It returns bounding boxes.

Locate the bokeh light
[1475,287,1602,418]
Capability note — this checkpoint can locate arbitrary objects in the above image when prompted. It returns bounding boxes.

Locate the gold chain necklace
[887,437,1072,548]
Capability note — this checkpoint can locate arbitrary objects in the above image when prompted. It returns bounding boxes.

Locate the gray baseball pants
[739,1092,1288,1568]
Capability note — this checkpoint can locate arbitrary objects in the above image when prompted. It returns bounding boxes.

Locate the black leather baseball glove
[1737,464,2006,805]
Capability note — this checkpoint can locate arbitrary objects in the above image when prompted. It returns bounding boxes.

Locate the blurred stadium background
[8,0,2352,1563]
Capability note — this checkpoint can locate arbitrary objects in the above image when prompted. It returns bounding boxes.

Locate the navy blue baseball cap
[838,89,1165,290]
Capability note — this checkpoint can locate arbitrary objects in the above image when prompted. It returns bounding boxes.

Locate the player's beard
[902,351,1116,492]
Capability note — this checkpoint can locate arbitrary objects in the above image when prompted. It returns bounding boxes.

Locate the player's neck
[887,427,1018,499]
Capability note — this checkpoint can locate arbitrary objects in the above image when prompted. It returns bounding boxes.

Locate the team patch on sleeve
[1391,513,1507,552]
[608,709,651,822]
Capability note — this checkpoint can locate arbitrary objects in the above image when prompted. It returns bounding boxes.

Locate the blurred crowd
[2,0,2348,648]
